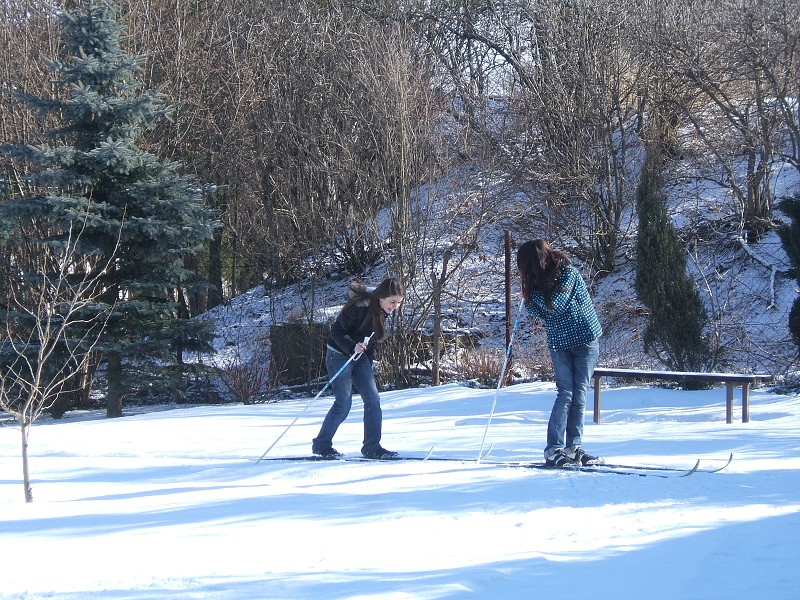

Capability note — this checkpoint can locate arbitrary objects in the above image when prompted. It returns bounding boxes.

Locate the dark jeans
[545,339,600,457]
[312,347,383,455]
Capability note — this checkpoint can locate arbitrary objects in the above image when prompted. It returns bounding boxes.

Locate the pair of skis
[260,451,733,478]
[502,454,733,478]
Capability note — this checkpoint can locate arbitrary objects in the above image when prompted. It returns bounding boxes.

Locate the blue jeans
[545,339,600,457]
[312,347,383,454]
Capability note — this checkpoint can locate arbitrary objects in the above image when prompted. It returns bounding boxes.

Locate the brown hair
[342,278,405,340]
[517,239,570,310]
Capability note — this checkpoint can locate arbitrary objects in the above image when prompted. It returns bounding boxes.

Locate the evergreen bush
[778,193,800,352]
[635,143,712,379]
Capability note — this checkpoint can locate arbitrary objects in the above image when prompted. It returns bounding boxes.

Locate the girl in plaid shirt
[518,239,603,467]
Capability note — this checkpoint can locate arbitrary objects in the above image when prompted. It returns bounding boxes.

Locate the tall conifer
[0,0,215,416]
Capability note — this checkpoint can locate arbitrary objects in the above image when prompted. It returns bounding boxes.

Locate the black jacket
[328,301,380,360]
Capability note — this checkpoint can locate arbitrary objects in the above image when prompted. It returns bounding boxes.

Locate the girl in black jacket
[312,278,404,459]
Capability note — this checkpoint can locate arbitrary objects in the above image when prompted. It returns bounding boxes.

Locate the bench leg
[593,374,602,424]
[726,382,734,424]
[742,383,750,423]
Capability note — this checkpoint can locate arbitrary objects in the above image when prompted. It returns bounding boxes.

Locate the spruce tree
[635,142,712,378]
[0,0,215,416]
[777,194,800,352]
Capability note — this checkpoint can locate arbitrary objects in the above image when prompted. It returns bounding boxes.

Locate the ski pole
[255,334,373,462]
[477,297,524,463]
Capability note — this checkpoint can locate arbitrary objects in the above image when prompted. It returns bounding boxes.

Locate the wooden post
[504,231,512,357]
[725,382,735,424]
[742,382,751,423]
[593,373,602,423]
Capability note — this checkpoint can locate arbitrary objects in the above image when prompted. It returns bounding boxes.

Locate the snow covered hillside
[199,158,798,392]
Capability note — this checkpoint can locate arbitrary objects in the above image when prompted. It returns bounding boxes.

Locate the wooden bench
[591,367,773,424]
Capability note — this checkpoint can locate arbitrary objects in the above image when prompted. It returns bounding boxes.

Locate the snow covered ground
[2,380,799,599]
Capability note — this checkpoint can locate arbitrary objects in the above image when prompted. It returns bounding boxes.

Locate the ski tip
[681,459,701,477]
[705,452,734,473]
[475,443,494,464]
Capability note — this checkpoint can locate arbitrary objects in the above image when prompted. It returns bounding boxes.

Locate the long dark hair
[341,278,405,340]
[517,239,570,310]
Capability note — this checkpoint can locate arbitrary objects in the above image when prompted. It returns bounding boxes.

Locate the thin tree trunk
[21,418,32,503]
[261,165,281,289]
[207,223,224,308]
[106,351,123,418]
[431,272,442,386]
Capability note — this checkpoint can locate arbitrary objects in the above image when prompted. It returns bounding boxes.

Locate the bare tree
[656,0,795,241]
[1,218,116,503]
[424,196,491,385]
[126,0,425,293]
[403,0,642,274]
